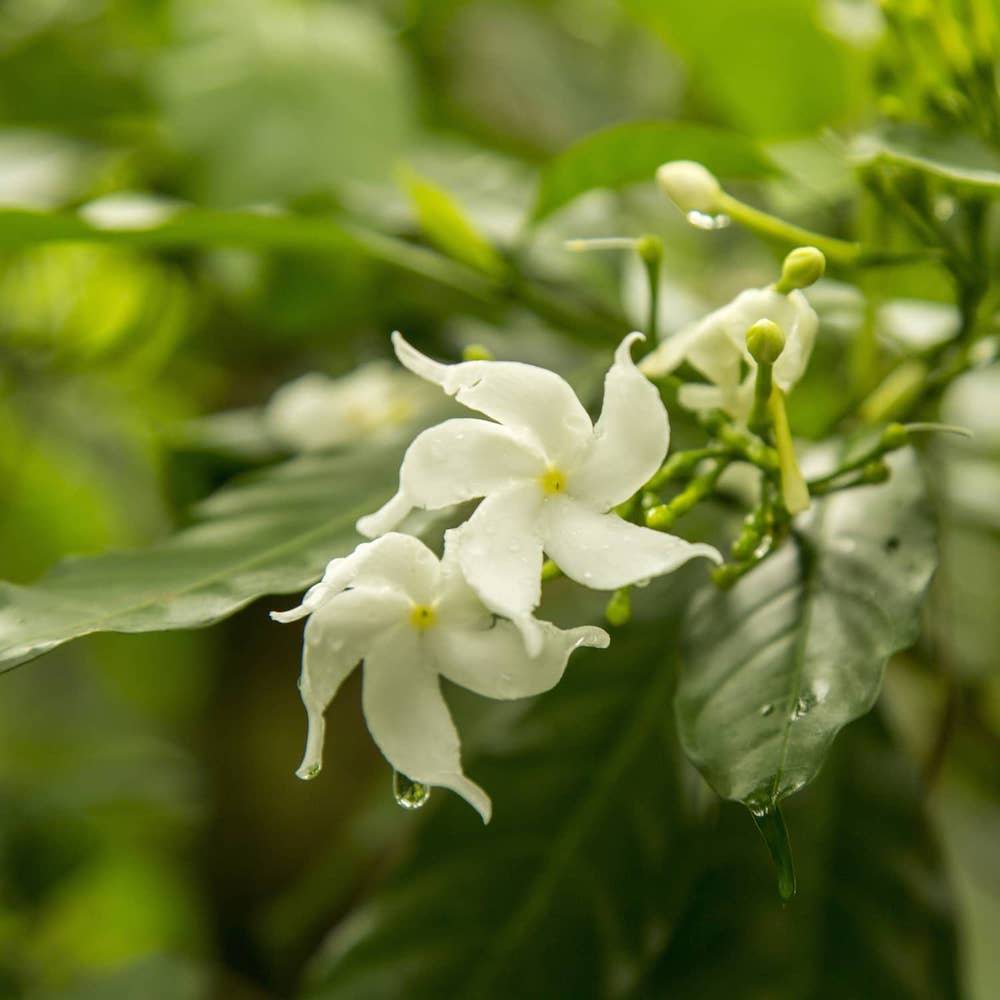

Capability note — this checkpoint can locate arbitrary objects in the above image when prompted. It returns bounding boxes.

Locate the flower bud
[746,319,786,366]
[879,422,909,451]
[635,234,664,266]
[462,343,494,362]
[776,247,825,293]
[605,588,632,627]
[655,161,722,215]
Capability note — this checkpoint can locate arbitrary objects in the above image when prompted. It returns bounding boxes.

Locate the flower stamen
[408,603,438,631]
[539,467,567,495]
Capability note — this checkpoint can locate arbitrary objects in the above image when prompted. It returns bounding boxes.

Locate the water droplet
[759,702,774,717]
[933,195,956,221]
[748,802,796,900]
[393,770,431,810]
[686,210,731,231]
[791,692,817,720]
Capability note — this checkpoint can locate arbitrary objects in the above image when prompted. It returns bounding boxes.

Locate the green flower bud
[635,234,664,266]
[860,460,890,484]
[879,422,910,451]
[462,343,494,362]
[645,503,676,530]
[541,559,561,581]
[655,161,721,215]
[746,319,786,366]
[775,247,826,293]
[605,588,632,627]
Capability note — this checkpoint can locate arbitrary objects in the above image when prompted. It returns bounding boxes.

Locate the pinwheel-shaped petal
[271,532,608,821]
[357,333,721,651]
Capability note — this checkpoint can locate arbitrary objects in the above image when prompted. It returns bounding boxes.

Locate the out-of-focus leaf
[531,120,774,222]
[0,439,412,671]
[625,0,857,136]
[401,169,505,276]
[304,581,695,999]
[676,450,936,812]
[854,126,1000,195]
[645,712,960,999]
[37,954,210,1000]
[156,0,415,205]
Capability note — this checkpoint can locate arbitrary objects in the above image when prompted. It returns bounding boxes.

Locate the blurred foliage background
[0,0,997,997]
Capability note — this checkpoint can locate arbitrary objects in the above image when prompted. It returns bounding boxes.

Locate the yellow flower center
[539,467,567,495]
[408,603,438,631]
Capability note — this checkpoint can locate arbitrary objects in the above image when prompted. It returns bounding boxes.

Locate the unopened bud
[879,422,909,450]
[655,161,721,215]
[860,460,890,484]
[776,247,825,293]
[462,343,494,362]
[605,588,632,627]
[746,319,786,366]
[635,234,664,266]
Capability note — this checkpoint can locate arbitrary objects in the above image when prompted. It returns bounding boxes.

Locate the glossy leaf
[401,169,506,277]
[303,581,696,999]
[645,713,960,999]
[0,440,410,672]
[854,126,1000,195]
[531,120,774,222]
[676,450,936,811]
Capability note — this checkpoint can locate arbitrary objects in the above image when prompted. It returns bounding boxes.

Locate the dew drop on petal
[686,210,731,231]
[393,770,431,810]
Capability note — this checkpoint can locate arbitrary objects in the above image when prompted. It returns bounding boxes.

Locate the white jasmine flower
[357,332,721,652]
[271,531,609,822]
[640,287,818,422]
[265,362,434,453]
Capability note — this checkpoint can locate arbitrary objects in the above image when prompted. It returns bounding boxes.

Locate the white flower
[271,531,609,822]
[357,332,721,652]
[640,287,818,422]
[265,361,434,453]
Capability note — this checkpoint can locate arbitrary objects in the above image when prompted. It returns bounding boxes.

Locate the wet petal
[362,628,491,822]
[542,496,721,590]
[436,528,493,631]
[392,332,593,467]
[454,483,546,653]
[356,419,544,539]
[431,618,608,699]
[291,587,409,779]
[271,533,440,620]
[569,333,670,509]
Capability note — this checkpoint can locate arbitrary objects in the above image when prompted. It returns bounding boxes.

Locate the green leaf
[401,169,506,277]
[0,440,410,672]
[675,450,937,812]
[854,126,1000,195]
[303,581,696,999]
[625,1,857,137]
[645,712,960,999]
[531,120,774,222]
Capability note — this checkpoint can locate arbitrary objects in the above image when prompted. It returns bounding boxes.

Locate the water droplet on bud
[393,770,431,810]
[686,210,731,231]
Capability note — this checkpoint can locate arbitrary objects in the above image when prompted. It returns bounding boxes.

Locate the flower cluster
[274,332,722,819]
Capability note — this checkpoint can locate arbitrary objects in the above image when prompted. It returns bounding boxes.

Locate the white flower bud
[656,161,722,215]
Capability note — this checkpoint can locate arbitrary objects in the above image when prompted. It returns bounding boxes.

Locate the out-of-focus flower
[640,287,818,422]
[265,362,435,452]
[272,532,609,821]
[357,333,720,652]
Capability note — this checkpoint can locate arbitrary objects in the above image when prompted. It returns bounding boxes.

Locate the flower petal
[542,496,721,589]
[436,528,493,631]
[455,483,546,654]
[362,627,491,822]
[292,587,409,779]
[392,332,593,467]
[431,618,608,700]
[271,533,440,620]
[356,419,545,538]
[569,333,669,509]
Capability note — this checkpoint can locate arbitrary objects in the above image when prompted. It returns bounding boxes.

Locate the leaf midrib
[461,656,675,998]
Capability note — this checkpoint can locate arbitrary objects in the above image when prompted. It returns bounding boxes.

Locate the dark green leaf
[645,712,960,999]
[303,582,696,999]
[531,120,774,222]
[0,440,409,672]
[854,125,1000,195]
[676,450,937,811]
